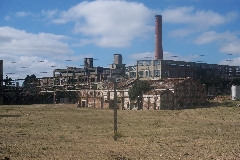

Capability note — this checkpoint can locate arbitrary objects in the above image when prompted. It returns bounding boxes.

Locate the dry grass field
[1,102,240,159]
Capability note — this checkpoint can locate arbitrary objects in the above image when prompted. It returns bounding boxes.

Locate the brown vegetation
[0,102,240,159]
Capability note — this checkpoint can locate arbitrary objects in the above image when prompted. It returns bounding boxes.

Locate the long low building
[132,59,240,80]
[77,78,207,110]
[142,78,207,110]
[126,59,240,95]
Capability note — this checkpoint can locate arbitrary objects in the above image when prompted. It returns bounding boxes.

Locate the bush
[128,80,151,101]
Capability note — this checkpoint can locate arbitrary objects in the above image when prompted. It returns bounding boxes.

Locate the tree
[3,75,13,86]
[128,80,151,101]
[23,74,38,86]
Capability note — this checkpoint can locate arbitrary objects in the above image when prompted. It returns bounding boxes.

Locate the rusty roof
[102,78,137,90]
[102,77,191,90]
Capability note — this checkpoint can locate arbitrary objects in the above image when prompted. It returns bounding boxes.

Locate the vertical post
[94,89,96,108]
[148,97,150,110]
[53,91,56,104]
[136,60,139,79]
[121,91,124,110]
[137,96,140,110]
[86,91,89,108]
[113,80,118,141]
[154,95,157,110]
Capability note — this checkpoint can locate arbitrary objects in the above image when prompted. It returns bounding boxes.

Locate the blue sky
[1,0,240,80]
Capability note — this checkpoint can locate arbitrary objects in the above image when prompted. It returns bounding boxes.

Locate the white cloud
[0,26,76,79]
[52,0,154,47]
[220,41,240,54]
[195,31,240,55]
[3,12,34,22]
[162,6,238,37]
[41,9,59,19]
[0,53,90,79]
[129,51,198,62]
[168,28,195,38]
[4,15,10,21]
[162,6,237,27]
[195,31,238,44]
[164,51,198,61]
[194,31,220,44]
[0,26,73,55]
[16,11,33,17]
[130,52,154,60]
[1,54,58,79]
[218,57,240,66]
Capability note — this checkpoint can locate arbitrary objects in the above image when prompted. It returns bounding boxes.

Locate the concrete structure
[77,89,130,109]
[231,85,240,100]
[142,89,173,110]
[84,58,93,68]
[155,15,163,60]
[77,79,135,109]
[53,66,107,85]
[50,54,126,87]
[77,78,206,110]
[143,78,207,110]
[135,59,240,80]
[127,14,240,95]
[130,59,240,95]
[109,54,126,77]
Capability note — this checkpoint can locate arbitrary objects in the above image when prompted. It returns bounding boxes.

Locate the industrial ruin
[1,15,240,108]
[42,54,125,87]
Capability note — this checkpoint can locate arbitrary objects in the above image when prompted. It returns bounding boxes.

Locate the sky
[1,0,240,80]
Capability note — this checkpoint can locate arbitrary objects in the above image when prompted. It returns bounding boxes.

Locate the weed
[114,131,124,139]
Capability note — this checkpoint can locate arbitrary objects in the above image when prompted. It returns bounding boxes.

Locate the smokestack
[155,15,163,60]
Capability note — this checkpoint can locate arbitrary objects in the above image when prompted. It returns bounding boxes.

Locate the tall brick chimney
[155,15,163,60]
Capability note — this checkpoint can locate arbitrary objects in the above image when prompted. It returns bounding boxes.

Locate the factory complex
[1,15,240,108]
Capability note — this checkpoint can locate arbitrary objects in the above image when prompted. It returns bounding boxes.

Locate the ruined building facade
[40,54,126,87]
[77,78,207,110]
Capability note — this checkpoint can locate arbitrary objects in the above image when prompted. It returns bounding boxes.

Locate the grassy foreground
[0,102,240,159]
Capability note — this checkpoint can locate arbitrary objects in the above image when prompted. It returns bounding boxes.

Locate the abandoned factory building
[77,78,207,110]
[2,15,240,107]
[42,54,126,87]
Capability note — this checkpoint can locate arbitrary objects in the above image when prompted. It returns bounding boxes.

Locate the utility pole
[113,79,118,141]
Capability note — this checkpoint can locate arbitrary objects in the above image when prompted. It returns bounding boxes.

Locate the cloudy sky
[1,0,240,80]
